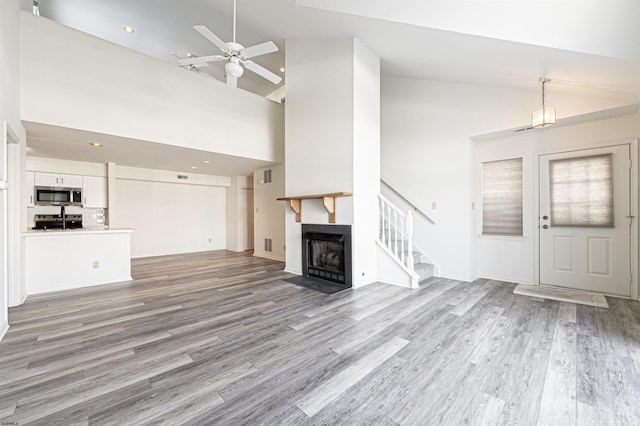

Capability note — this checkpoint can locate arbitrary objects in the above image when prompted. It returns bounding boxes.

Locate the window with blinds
[549,154,613,227]
[482,158,523,235]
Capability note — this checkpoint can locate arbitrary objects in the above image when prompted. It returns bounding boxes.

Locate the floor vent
[264,238,273,252]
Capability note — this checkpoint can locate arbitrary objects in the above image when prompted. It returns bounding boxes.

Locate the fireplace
[302,224,352,288]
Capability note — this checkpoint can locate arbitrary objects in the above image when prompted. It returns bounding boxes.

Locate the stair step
[379,241,421,264]
[414,262,434,282]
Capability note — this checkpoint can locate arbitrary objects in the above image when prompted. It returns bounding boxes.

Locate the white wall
[20,11,284,164]
[0,0,26,337]
[475,113,640,296]
[381,76,640,282]
[113,166,228,258]
[351,39,380,287]
[285,38,355,196]
[254,165,285,262]
[115,179,226,258]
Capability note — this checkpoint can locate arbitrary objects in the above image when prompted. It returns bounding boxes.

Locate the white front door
[539,144,632,297]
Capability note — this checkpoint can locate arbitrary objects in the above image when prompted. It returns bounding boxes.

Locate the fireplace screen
[308,240,345,283]
[301,224,352,287]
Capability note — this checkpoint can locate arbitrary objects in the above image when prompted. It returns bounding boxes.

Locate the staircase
[377,193,436,288]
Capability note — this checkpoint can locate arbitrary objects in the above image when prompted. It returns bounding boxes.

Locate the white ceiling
[19,0,640,176]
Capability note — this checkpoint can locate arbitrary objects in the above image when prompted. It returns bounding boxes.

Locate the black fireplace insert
[302,224,352,288]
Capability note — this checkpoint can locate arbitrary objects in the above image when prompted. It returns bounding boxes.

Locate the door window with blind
[548,154,613,227]
[482,158,523,235]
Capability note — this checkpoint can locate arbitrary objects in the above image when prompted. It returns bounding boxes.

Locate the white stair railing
[378,193,414,274]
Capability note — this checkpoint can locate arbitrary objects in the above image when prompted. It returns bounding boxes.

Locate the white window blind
[549,154,613,227]
[482,158,523,235]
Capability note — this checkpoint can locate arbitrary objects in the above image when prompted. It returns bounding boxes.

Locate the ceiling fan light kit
[179,0,281,89]
[532,78,556,128]
[225,58,244,78]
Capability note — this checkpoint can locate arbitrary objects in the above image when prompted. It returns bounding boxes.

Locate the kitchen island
[23,228,134,294]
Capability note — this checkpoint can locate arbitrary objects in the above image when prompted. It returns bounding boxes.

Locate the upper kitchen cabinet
[83,176,108,208]
[34,172,83,188]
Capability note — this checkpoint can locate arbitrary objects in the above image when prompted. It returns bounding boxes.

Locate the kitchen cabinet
[82,176,108,208]
[26,171,35,207]
[34,172,83,188]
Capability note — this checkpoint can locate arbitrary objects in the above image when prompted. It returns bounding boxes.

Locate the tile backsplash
[27,206,107,229]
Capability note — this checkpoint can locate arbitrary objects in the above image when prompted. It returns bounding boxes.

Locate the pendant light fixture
[532,78,556,128]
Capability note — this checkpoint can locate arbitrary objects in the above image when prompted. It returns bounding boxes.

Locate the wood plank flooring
[1,250,640,425]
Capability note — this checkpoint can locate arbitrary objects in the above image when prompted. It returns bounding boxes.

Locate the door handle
[542,224,549,229]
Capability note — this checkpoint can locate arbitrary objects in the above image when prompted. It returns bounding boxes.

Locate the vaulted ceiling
[19,0,640,175]
[22,0,640,98]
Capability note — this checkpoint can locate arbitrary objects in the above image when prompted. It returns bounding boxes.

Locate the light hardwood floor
[1,250,640,425]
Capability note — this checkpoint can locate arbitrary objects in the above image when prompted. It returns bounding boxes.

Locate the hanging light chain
[540,77,550,110]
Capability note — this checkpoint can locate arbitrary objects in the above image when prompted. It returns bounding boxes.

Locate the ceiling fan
[171,53,209,72]
[178,0,282,88]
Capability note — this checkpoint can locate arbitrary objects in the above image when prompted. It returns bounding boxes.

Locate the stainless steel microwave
[34,186,82,206]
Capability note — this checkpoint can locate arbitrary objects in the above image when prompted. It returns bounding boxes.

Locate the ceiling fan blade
[242,41,278,59]
[193,25,229,53]
[244,61,282,84]
[177,55,225,66]
[227,75,238,88]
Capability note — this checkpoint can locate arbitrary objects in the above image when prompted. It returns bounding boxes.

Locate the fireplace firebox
[302,224,352,288]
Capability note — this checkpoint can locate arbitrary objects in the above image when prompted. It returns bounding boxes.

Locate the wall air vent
[515,127,534,133]
[177,175,189,180]
[264,238,273,252]
[264,169,272,184]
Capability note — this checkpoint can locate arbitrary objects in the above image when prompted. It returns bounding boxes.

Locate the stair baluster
[406,211,414,271]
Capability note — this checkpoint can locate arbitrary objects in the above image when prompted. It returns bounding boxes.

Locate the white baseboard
[9,292,28,307]
[477,274,534,285]
[0,322,9,342]
[253,252,285,262]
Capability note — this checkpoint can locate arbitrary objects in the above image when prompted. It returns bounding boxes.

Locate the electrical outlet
[208,238,212,243]
[92,260,100,269]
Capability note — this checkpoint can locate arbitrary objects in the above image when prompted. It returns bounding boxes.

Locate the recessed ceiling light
[203,160,211,164]
[280,67,285,73]
[123,26,134,33]
[89,143,103,148]
[191,166,198,169]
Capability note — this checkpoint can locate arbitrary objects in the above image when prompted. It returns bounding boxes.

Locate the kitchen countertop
[23,228,134,237]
